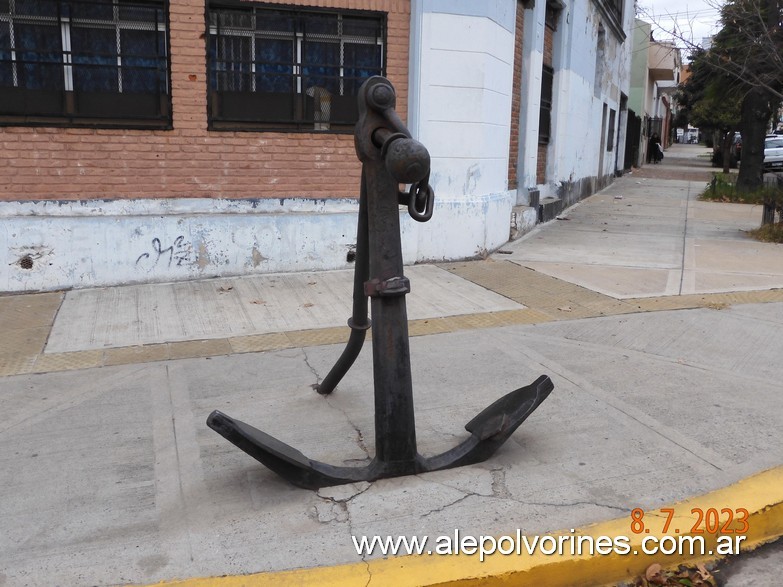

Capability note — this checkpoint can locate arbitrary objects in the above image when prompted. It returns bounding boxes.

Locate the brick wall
[0,0,410,201]
[543,19,554,67]
[536,143,548,184]
[507,1,524,191]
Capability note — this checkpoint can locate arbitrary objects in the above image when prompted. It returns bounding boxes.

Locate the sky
[638,0,723,52]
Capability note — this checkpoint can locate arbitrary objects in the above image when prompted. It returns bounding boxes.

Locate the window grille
[539,65,553,145]
[207,2,385,132]
[607,108,616,151]
[0,0,170,127]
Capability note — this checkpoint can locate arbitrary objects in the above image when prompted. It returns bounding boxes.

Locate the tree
[643,0,783,190]
[708,0,782,191]
[676,48,742,173]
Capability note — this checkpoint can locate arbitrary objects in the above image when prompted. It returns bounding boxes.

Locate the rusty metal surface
[208,77,553,489]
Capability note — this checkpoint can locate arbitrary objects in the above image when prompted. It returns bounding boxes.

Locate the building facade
[514,0,634,217]
[628,19,681,165]
[1,0,634,292]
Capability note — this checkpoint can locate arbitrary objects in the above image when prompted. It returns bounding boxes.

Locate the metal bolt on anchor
[207,77,553,489]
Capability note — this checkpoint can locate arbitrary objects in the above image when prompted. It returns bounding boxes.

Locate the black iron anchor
[207,77,553,490]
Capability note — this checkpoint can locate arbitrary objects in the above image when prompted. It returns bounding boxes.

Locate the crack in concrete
[299,349,371,460]
[415,474,494,499]
[300,347,321,386]
[307,499,349,524]
[417,468,625,519]
[164,365,197,565]
[323,396,371,460]
[315,497,373,587]
[312,481,372,526]
[316,485,373,587]
[317,482,372,504]
[523,499,627,513]
[363,559,372,587]
[345,416,371,460]
[420,493,474,518]
[489,469,626,512]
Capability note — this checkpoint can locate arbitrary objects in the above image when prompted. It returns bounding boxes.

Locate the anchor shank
[364,158,418,467]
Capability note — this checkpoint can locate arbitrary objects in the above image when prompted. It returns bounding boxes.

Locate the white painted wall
[518,0,634,199]
[1,199,359,292]
[0,191,513,292]
[410,7,517,260]
[416,12,514,198]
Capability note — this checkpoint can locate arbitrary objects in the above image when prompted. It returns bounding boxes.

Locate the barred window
[0,0,170,128]
[538,65,553,145]
[207,2,385,132]
[607,108,616,151]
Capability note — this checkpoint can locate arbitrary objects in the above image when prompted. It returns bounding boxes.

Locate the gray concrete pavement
[3,305,782,586]
[46,265,521,352]
[719,538,783,586]
[1,144,783,586]
[507,178,783,298]
[3,306,783,586]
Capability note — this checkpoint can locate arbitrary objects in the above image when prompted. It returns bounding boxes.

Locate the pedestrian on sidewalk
[648,132,663,164]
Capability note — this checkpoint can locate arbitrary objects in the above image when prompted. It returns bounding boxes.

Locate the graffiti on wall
[136,236,192,270]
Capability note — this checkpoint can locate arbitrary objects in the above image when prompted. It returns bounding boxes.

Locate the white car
[764,136,783,171]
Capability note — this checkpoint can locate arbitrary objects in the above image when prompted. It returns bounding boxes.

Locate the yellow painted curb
[143,466,783,587]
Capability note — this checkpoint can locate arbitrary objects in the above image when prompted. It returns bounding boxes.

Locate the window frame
[538,64,554,145]
[0,0,172,129]
[592,0,625,42]
[205,1,387,133]
[607,108,616,151]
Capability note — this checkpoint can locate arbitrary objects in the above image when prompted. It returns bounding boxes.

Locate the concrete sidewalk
[2,145,783,586]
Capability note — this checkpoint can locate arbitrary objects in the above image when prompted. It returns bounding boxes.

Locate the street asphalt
[1,143,782,586]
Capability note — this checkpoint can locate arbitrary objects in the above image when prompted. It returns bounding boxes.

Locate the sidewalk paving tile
[0,291,62,330]
[0,326,49,356]
[33,350,104,373]
[169,339,232,360]
[285,326,352,347]
[0,355,36,377]
[104,343,170,366]
[228,332,293,354]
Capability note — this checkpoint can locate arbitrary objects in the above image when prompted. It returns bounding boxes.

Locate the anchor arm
[207,410,376,489]
[422,375,554,472]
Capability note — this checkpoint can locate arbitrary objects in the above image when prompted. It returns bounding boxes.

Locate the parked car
[763,136,783,171]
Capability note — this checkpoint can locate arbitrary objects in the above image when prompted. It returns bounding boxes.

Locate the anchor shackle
[375,128,433,221]
[355,76,423,168]
[356,77,435,222]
